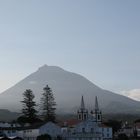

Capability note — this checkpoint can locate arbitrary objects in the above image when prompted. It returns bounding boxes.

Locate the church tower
[77,96,88,120]
[94,96,102,123]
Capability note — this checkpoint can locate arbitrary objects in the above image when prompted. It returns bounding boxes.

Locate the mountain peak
[38,64,48,71]
[38,64,65,72]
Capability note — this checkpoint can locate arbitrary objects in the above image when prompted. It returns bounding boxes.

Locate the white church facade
[62,96,112,140]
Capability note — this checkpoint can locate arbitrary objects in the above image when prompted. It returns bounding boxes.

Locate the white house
[115,122,134,138]
[39,122,61,137]
[18,128,39,140]
[17,122,61,140]
[0,128,19,138]
[100,125,112,140]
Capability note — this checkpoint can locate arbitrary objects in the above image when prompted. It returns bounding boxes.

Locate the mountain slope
[0,65,139,113]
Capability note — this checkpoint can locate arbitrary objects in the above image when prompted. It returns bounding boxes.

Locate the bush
[117,133,129,140]
[37,134,51,140]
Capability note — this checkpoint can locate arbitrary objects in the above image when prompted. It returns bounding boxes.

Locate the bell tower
[77,96,88,120]
[94,96,102,123]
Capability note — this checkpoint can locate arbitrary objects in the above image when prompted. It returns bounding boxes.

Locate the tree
[20,89,38,124]
[37,134,51,140]
[117,133,129,140]
[104,120,122,134]
[41,85,56,122]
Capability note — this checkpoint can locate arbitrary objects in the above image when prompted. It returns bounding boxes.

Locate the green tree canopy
[19,89,38,124]
[41,85,56,122]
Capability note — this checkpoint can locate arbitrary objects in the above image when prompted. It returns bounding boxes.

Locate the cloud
[121,89,140,101]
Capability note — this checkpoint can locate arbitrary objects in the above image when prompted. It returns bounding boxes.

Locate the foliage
[18,89,38,124]
[17,116,42,125]
[41,85,56,122]
[134,119,140,123]
[37,134,51,140]
[116,133,129,140]
[104,120,122,134]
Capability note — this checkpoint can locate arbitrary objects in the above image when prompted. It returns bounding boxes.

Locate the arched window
[84,114,87,120]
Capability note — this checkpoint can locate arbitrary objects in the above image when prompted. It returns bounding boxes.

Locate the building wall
[18,129,39,140]
[1,130,18,137]
[100,127,112,139]
[75,120,99,133]
[64,119,103,140]
[39,122,61,137]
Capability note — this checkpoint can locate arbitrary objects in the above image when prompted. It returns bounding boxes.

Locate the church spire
[95,96,99,111]
[81,95,85,110]
[94,96,102,123]
[77,96,88,120]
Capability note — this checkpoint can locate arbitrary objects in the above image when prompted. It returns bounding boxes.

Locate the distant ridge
[0,65,139,114]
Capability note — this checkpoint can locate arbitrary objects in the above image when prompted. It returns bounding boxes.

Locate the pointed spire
[81,95,85,110]
[95,96,99,111]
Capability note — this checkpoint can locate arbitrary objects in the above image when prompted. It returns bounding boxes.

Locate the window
[98,115,100,120]
[107,133,109,137]
[102,133,104,137]
[82,128,85,133]
[79,115,81,120]
[91,128,94,132]
[84,114,87,120]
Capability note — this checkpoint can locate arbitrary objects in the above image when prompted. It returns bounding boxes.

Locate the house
[100,124,112,140]
[0,127,19,138]
[18,128,39,140]
[0,121,61,140]
[134,122,140,137]
[18,122,61,140]
[117,126,133,137]
[39,122,61,137]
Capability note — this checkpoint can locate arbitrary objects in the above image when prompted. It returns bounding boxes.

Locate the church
[62,96,112,140]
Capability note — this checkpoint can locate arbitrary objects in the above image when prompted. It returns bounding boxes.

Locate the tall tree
[20,89,38,123]
[41,85,56,122]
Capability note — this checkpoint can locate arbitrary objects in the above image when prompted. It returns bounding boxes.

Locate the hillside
[0,65,139,114]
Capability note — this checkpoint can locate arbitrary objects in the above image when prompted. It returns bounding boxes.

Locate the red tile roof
[60,119,81,127]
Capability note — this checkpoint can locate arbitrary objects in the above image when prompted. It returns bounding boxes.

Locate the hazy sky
[0,0,140,100]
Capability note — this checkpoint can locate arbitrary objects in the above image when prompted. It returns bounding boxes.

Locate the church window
[84,114,87,120]
[107,133,109,137]
[98,115,100,120]
[82,128,85,133]
[79,115,81,120]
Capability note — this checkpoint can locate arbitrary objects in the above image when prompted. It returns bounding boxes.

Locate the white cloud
[121,89,140,101]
